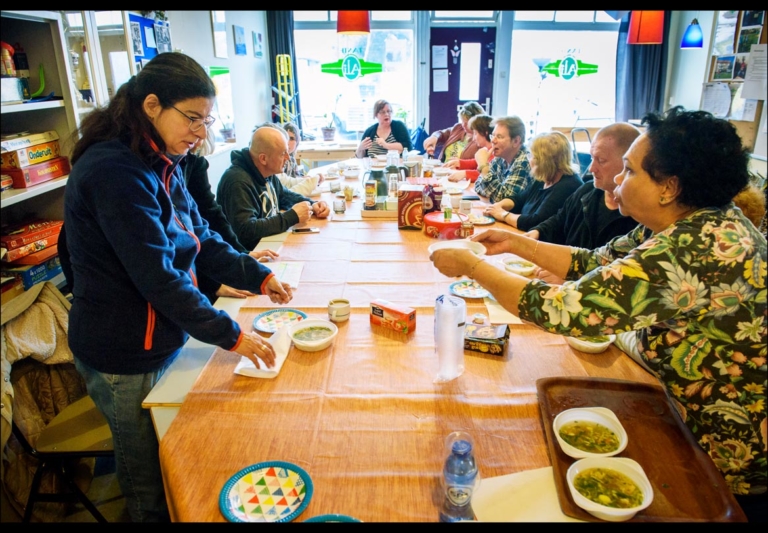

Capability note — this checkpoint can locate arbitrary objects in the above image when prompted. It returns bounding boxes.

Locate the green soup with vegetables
[573,467,643,508]
[559,420,619,454]
[294,326,333,342]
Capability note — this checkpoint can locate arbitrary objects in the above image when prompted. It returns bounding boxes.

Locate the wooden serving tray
[536,376,747,522]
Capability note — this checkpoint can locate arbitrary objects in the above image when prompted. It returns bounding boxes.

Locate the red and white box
[1,156,70,189]
[370,298,416,334]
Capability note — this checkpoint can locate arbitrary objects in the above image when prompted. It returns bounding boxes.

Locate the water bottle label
[446,485,473,506]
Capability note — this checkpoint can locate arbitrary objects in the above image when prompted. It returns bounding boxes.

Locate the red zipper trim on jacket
[145,302,156,350]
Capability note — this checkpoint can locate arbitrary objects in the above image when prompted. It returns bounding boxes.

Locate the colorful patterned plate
[252,309,308,333]
[219,461,313,523]
[304,514,362,522]
[450,280,490,299]
[468,214,495,226]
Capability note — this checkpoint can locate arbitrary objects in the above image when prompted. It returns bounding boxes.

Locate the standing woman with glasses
[355,99,412,158]
[64,53,293,522]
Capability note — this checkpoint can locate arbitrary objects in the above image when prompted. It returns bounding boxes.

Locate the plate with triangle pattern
[220,461,313,522]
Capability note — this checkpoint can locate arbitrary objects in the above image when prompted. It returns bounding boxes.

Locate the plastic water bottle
[439,437,478,522]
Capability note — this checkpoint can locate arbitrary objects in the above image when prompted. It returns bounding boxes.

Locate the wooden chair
[11,395,114,522]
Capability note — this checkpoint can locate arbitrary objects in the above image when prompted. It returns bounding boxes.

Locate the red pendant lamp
[627,11,664,45]
[337,11,370,35]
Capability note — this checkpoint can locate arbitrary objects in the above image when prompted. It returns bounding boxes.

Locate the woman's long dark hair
[71,52,216,165]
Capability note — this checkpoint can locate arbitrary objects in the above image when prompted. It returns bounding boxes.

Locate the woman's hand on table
[448,170,467,182]
[312,201,330,218]
[429,248,478,278]
[250,249,279,262]
[264,277,293,304]
[215,284,255,299]
[234,331,276,369]
[485,203,510,222]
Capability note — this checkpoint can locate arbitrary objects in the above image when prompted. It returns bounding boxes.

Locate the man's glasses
[171,106,216,132]
[490,133,508,141]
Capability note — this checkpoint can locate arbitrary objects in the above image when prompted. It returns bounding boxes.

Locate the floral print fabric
[518,204,767,495]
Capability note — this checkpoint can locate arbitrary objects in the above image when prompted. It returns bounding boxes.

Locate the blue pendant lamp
[681,18,703,48]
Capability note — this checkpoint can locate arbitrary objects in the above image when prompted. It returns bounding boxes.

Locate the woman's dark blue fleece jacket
[64,138,276,374]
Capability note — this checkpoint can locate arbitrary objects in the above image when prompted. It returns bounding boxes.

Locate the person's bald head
[589,123,641,192]
[249,126,289,176]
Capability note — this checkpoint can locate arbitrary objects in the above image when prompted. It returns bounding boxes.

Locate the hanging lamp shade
[627,11,665,44]
[337,11,370,35]
[680,18,703,48]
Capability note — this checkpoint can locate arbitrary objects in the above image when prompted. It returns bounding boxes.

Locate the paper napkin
[234,326,292,379]
[473,466,583,522]
[484,297,523,324]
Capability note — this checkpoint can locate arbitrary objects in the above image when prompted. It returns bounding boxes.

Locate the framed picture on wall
[154,23,172,54]
[233,25,246,56]
[211,11,228,59]
[253,31,263,58]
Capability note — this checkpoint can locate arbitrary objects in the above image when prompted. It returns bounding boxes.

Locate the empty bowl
[566,457,653,522]
[565,335,616,354]
[427,239,486,257]
[553,407,628,459]
[343,168,360,179]
[503,257,536,276]
[288,318,338,352]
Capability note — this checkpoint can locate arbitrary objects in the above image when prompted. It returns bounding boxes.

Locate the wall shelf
[0,175,69,208]
[0,100,66,114]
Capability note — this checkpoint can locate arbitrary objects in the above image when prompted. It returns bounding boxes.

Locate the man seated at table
[473,116,533,204]
[217,126,330,251]
[525,122,642,284]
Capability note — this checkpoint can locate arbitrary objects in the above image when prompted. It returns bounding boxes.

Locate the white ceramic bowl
[503,257,536,276]
[427,239,486,257]
[287,318,338,352]
[566,457,653,522]
[565,335,617,354]
[433,167,453,177]
[343,168,360,179]
[553,407,628,459]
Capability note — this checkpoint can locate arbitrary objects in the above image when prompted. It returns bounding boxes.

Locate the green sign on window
[321,54,382,81]
[542,54,598,80]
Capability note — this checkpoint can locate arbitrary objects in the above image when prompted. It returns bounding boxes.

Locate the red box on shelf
[1,155,70,189]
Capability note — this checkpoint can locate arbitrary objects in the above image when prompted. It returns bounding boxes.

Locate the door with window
[428,26,495,133]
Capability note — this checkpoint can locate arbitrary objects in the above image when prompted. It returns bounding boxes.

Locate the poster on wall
[131,21,144,56]
[155,23,172,53]
[713,55,735,80]
[233,25,246,56]
[208,66,236,143]
[737,25,763,54]
[211,11,228,59]
[714,11,738,56]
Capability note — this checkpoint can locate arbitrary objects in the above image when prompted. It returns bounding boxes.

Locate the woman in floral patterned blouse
[430,107,766,520]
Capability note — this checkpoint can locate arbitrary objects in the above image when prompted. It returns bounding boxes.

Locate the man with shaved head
[217,125,329,250]
[526,123,641,283]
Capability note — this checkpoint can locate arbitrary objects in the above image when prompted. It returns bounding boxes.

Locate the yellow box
[1,140,61,169]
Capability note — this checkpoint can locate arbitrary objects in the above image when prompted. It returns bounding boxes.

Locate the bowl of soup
[427,239,486,257]
[565,335,616,354]
[553,407,628,459]
[503,258,536,276]
[566,457,653,522]
[288,318,338,352]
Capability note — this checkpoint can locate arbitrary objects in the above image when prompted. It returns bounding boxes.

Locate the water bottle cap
[452,439,472,455]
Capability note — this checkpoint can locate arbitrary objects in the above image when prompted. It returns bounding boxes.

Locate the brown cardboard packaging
[397,184,424,230]
[464,322,510,356]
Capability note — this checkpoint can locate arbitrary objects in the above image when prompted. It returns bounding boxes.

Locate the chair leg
[22,457,49,522]
[59,460,109,523]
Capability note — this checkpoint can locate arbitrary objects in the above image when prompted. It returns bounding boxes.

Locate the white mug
[328,298,351,323]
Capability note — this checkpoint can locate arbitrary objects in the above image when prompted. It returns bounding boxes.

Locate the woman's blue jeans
[74,357,172,522]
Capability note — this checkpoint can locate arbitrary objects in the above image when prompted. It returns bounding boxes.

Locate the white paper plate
[427,239,486,257]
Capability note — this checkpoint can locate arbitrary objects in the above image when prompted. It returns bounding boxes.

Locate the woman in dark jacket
[64,52,292,522]
[355,99,412,158]
[423,101,484,162]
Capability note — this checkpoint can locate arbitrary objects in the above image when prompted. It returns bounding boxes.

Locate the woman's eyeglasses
[171,106,216,132]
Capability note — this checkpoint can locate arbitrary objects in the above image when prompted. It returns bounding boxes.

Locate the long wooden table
[157,172,660,522]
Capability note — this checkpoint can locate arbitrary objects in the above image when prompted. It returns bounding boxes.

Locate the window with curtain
[507,11,620,141]
[294,12,415,141]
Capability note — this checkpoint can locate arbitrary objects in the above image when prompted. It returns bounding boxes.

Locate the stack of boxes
[1,130,70,190]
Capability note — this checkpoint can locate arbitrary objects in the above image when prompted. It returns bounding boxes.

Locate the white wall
[664,11,715,112]
[165,10,272,189]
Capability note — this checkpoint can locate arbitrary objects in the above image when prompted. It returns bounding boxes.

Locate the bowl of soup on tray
[553,407,628,459]
[564,335,616,354]
[288,318,338,352]
[566,457,653,522]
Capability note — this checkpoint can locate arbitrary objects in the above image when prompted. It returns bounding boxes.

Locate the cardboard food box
[1,139,61,169]
[0,130,59,152]
[370,298,416,334]
[464,322,510,356]
[397,184,424,230]
[1,156,70,189]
